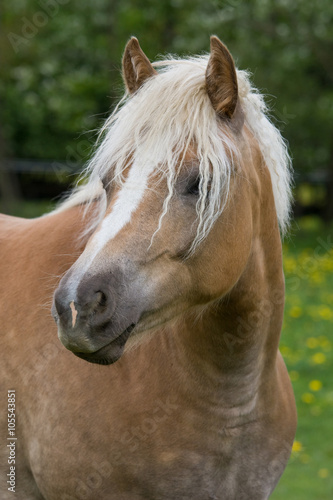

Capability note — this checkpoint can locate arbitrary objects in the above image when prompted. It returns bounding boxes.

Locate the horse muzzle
[52,271,143,364]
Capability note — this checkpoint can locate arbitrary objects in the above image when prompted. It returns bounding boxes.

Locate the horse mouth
[74,323,137,365]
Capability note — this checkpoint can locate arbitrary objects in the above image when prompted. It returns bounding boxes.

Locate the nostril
[96,291,107,308]
[80,288,116,331]
[86,290,108,314]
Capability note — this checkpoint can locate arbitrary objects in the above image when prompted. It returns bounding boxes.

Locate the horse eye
[100,177,108,191]
[186,176,201,196]
[100,176,115,204]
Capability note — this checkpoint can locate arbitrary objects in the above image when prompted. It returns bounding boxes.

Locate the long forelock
[55,55,292,250]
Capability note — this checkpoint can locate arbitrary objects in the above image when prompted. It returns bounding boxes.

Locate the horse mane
[54,55,292,250]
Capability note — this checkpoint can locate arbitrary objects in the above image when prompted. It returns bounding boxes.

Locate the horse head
[52,36,291,365]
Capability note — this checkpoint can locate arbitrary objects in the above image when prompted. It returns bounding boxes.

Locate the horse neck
[173,186,284,414]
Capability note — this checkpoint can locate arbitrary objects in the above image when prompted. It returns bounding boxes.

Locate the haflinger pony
[0,36,296,499]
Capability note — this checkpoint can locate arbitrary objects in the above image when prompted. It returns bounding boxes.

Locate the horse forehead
[92,144,198,250]
[94,161,154,246]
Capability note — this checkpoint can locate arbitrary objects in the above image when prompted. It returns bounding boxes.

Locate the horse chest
[54,440,272,500]
[48,411,274,500]
[30,392,260,499]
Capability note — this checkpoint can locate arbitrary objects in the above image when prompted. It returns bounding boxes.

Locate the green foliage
[1,0,333,177]
[1,0,116,162]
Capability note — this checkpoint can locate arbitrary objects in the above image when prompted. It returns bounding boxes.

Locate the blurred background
[0,0,332,497]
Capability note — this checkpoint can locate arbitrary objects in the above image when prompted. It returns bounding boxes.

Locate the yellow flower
[312,352,326,364]
[309,272,324,284]
[322,258,333,271]
[284,257,297,273]
[318,306,333,320]
[318,468,329,478]
[302,393,315,404]
[309,380,322,391]
[289,306,302,318]
[306,337,318,349]
[292,440,302,452]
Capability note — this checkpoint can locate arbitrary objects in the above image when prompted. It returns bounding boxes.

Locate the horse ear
[206,36,238,119]
[122,37,157,94]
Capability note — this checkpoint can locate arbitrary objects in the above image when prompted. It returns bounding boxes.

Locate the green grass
[2,202,333,498]
[271,217,333,499]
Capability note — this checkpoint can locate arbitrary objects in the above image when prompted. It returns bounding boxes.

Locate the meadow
[5,202,333,498]
[272,217,333,499]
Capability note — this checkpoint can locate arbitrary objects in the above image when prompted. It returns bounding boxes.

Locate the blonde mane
[56,55,292,250]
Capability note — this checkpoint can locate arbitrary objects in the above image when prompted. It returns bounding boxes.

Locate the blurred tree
[0,0,332,214]
[1,0,118,164]
[0,1,21,211]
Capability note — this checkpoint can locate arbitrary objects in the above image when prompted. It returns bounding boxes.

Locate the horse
[0,36,297,499]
